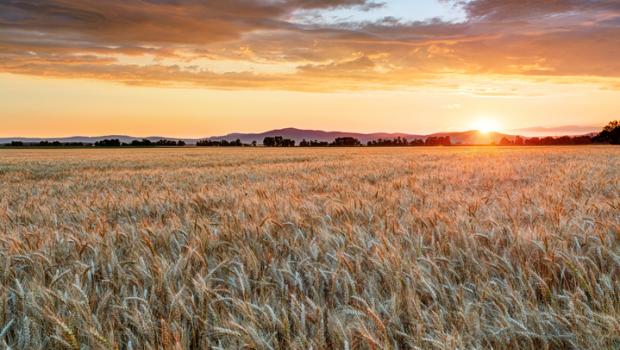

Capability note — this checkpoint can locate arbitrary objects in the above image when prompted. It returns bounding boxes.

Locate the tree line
[299,139,370,147]
[263,136,296,147]
[3,121,619,148]
[196,139,252,147]
[94,139,186,147]
[367,136,452,147]
[7,141,88,147]
[197,136,365,147]
[593,120,620,144]
[5,139,188,147]
[270,136,362,147]
[497,121,619,145]
[498,135,594,146]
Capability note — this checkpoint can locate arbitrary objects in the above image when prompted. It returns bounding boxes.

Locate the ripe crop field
[0,147,619,349]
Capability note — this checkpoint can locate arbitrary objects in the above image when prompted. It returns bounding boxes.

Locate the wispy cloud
[511,125,602,135]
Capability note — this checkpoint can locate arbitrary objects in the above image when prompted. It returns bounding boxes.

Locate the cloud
[511,125,603,135]
[0,0,619,91]
[460,0,620,20]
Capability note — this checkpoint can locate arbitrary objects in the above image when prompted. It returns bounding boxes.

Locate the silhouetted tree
[263,136,295,147]
[570,136,594,145]
[593,120,620,144]
[514,136,525,146]
[34,141,87,147]
[312,140,329,147]
[524,135,593,145]
[499,137,514,146]
[150,139,185,146]
[368,137,425,147]
[130,139,154,147]
[525,137,540,146]
[197,138,246,147]
[198,139,215,146]
[298,139,328,147]
[95,139,121,147]
[10,141,24,147]
[425,136,451,146]
[330,137,361,147]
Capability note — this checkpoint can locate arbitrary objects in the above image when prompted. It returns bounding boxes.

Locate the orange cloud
[1,0,619,91]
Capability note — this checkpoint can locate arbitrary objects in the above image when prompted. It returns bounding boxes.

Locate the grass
[0,146,618,349]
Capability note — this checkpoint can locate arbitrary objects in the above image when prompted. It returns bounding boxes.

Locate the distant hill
[207,127,425,144]
[510,125,601,136]
[0,127,594,146]
[427,130,517,145]
[0,136,199,145]
[209,128,527,145]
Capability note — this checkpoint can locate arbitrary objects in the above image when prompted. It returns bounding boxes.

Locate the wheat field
[0,147,618,349]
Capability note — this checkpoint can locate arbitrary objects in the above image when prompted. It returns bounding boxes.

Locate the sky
[1,0,619,137]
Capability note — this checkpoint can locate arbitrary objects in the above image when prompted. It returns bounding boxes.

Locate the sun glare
[472,118,501,133]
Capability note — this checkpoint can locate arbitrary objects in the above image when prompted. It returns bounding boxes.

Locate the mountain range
[206,128,426,145]
[209,128,528,145]
[0,135,199,145]
[0,127,591,146]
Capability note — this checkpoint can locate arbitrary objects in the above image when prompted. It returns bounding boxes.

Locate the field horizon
[0,125,606,146]
[0,126,610,151]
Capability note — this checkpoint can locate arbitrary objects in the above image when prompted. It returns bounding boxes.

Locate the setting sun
[472,118,501,133]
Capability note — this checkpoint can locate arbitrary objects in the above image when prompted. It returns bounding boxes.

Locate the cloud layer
[1,0,619,90]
